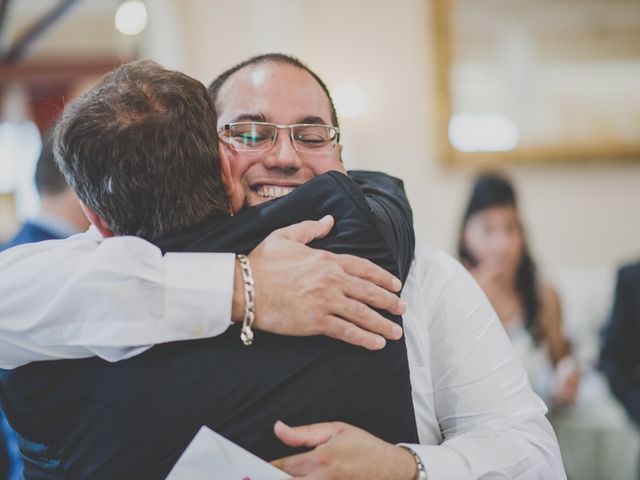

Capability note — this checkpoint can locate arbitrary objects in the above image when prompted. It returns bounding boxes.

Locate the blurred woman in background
[459,173,581,407]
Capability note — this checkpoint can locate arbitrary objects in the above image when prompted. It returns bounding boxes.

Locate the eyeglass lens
[225,123,336,152]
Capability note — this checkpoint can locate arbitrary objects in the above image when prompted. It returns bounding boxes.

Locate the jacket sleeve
[347,170,415,283]
[196,171,416,283]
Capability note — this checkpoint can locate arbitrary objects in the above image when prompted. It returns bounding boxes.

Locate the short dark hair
[35,131,69,196]
[458,173,542,343]
[208,53,340,129]
[54,59,228,240]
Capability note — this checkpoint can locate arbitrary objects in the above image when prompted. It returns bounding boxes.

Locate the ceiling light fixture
[115,0,148,36]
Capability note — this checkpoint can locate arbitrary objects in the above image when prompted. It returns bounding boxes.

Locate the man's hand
[271,420,417,480]
[232,215,406,350]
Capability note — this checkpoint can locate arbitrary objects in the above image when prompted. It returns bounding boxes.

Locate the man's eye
[295,133,326,145]
[230,127,271,146]
[234,132,267,144]
[294,127,331,146]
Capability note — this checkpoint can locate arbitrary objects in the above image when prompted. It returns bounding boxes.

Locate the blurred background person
[0,132,89,251]
[458,173,581,408]
[0,131,88,480]
[600,260,640,428]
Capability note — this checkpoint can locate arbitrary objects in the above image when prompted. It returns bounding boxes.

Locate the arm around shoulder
[0,233,235,368]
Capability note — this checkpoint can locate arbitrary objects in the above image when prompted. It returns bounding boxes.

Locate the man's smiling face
[215,62,344,212]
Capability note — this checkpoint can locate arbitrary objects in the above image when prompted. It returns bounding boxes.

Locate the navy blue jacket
[0,171,418,479]
[600,261,640,426]
[0,221,60,252]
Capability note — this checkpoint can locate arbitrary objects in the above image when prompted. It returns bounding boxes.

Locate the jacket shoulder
[618,261,640,286]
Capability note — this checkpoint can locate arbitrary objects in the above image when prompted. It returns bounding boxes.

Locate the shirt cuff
[399,443,468,480]
[164,252,235,339]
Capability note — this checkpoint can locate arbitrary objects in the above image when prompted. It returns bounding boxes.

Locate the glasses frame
[217,121,340,154]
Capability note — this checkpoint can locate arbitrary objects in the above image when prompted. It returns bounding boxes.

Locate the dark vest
[0,171,418,479]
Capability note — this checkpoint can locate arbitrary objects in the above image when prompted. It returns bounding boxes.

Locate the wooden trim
[450,144,640,168]
[431,0,454,168]
[0,58,126,84]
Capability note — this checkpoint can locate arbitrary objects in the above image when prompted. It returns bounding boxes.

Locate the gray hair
[54,59,228,240]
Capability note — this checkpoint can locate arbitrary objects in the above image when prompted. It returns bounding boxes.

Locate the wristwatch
[400,445,428,480]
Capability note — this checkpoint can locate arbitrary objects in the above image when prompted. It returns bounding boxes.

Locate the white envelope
[166,426,291,480]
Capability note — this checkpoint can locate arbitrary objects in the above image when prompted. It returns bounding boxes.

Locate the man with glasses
[0,58,421,479]
[207,56,563,477]
[0,55,565,479]
[221,122,339,154]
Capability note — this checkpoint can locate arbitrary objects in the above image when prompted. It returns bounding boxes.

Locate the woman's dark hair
[458,173,542,343]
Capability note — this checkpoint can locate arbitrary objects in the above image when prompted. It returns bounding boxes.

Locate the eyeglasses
[218,122,340,154]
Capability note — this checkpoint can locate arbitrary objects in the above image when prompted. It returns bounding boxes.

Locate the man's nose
[262,129,303,170]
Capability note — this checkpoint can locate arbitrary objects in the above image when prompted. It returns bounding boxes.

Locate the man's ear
[337,144,347,173]
[80,202,115,238]
[218,148,235,197]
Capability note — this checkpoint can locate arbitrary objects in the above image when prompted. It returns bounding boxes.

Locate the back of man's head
[54,59,227,240]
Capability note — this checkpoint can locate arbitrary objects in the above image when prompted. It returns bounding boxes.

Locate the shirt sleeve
[401,247,566,479]
[0,229,234,369]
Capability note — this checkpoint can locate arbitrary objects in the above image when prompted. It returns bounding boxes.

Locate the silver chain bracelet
[236,254,256,346]
[399,445,427,480]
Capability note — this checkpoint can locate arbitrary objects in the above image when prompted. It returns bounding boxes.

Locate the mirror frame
[432,0,640,167]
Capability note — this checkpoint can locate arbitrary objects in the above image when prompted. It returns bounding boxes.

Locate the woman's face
[463,205,524,278]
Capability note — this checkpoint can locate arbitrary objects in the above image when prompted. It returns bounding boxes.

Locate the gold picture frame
[433,0,640,167]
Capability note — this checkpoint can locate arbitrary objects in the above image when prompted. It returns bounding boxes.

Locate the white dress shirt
[401,245,564,479]
[0,233,565,479]
[0,227,235,367]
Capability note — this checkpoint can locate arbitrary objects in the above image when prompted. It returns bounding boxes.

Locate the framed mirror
[433,0,640,166]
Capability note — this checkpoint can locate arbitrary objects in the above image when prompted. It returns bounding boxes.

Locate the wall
[144,0,640,275]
